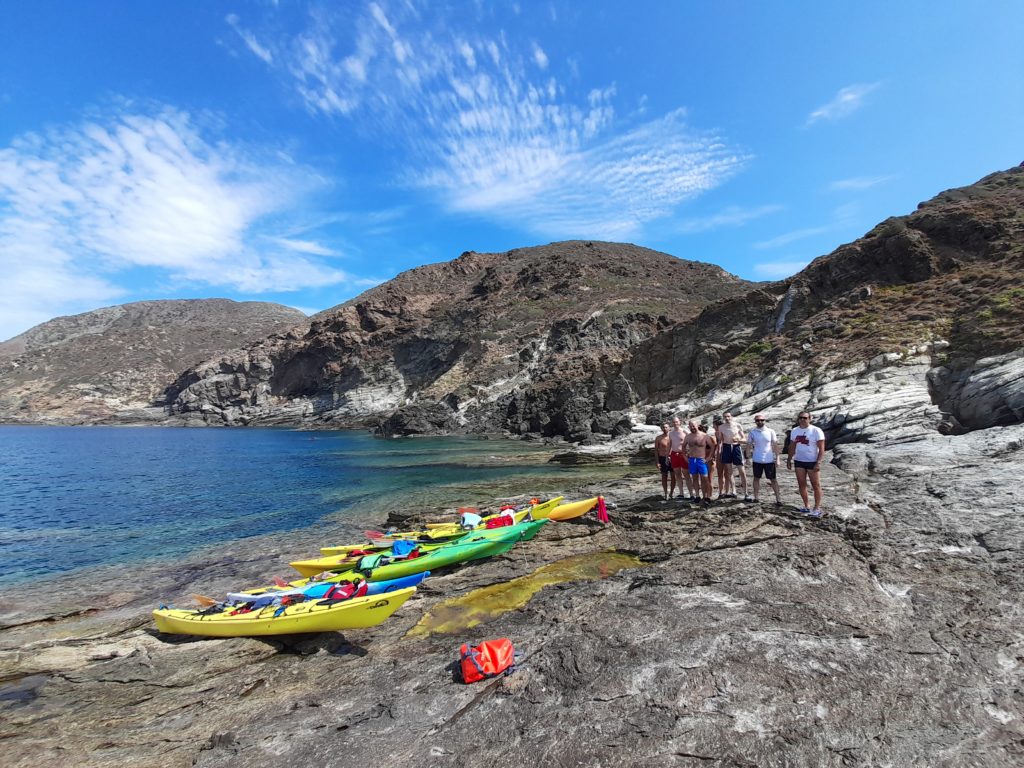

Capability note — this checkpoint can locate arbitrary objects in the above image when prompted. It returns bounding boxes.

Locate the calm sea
[0,426,605,588]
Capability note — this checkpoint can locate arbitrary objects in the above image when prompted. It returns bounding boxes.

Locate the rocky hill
[616,165,1024,438]
[0,300,307,424]
[165,166,1023,443]
[165,242,754,436]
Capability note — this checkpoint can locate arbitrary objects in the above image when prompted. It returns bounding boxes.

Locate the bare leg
[736,464,748,497]
[702,472,713,500]
[660,470,668,498]
[809,469,823,508]
[752,475,760,500]
[770,478,782,503]
[795,467,810,508]
[716,459,725,498]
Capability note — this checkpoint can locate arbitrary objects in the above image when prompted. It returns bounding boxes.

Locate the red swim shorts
[670,451,686,469]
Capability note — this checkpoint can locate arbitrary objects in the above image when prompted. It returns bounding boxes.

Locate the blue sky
[1,1,1021,341]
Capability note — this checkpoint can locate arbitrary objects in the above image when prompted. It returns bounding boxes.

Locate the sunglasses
[754,419,765,423]
[798,416,810,420]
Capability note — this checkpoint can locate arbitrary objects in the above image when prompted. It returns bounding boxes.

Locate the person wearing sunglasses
[786,412,825,517]
[747,414,783,506]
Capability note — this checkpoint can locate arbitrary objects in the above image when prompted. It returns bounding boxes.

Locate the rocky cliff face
[0,300,307,424]
[165,242,754,436]
[618,165,1024,436]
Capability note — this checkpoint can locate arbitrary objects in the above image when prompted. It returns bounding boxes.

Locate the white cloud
[828,174,894,191]
[676,204,783,234]
[248,2,747,240]
[269,237,339,256]
[753,261,809,279]
[226,14,274,64]
[753,227,828,250]
[532,42,549,70]
[806,83,879,126]
[0,107,351,340]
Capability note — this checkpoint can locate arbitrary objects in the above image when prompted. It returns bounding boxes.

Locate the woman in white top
[786,411,826,517]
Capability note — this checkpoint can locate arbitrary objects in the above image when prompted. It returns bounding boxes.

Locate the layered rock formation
[163,167,1023,444]
[0,300,306,424]
[620,166,1024,436]
[164,242,754,437]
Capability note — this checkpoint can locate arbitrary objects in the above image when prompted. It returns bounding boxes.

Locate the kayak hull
[546,497,600,521]
[153,587,416,637]
[290,520,547,581]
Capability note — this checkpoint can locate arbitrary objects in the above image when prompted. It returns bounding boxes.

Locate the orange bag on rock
[459,638,518,683]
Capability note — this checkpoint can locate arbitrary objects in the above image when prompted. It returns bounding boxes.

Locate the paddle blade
[191,593,218,607]
[272,576,290,588]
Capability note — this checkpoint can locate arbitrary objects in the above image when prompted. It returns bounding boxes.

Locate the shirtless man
[654,423,675,502]
[683,421,714,504]
[717,412,749,500]
[668,417,692,501]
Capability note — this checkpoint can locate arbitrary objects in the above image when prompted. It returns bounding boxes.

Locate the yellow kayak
[152,587,417,637]
[423,496,564,531]
[317,498,566,557]
[547,496,600,521]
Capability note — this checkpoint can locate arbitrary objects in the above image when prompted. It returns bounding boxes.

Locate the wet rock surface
[2,421,1022,767]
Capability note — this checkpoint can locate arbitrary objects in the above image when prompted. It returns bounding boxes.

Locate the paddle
[191,594,219,607]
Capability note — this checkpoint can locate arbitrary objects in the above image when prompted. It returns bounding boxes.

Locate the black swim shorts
[658,456,672,475]
[794,460,818,471]
[753,461,776,480]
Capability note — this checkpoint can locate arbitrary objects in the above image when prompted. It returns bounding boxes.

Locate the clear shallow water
[0,426,615,587]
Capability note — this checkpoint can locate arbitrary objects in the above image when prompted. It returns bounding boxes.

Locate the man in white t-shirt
[786,411,826,517]
[746,413,782,506]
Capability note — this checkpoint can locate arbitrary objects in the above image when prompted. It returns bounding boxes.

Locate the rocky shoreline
[2,411,1022,767]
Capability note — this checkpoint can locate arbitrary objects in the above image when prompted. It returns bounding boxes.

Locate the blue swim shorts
[688,457,709,476]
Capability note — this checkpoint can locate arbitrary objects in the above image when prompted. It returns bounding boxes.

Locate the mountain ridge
[0,299,307,424]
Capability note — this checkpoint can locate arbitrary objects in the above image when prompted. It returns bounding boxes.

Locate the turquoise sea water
[0,426,598,588]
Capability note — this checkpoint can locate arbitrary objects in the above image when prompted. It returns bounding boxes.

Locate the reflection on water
[406,551,647,637]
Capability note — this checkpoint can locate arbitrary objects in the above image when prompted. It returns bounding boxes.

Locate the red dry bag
[459,638,517,684]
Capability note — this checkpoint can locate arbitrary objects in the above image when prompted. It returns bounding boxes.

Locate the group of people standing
[654,411,826,518]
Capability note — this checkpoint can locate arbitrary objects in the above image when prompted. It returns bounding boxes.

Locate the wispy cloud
[232,1,748,239]
[268,237,339,256]
[226,14,274,64]
[0,106,351,340]
[676,204,783,234]
[828,174,894,191]
[753,227,828,250]
[806,83,879,126]
[753,260,809,279]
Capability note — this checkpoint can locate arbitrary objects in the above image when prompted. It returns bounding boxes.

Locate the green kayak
[287,519,548,581]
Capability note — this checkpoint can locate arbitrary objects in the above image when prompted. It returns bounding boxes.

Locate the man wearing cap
[786,411,826,517]
[747,414,782,506]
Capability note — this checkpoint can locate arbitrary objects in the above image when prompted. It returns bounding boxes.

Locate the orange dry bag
[459,638,518,684]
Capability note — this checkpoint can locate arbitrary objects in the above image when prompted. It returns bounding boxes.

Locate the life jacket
[318,580,368,603]
[485,514,514,528]
[459,638,519,684]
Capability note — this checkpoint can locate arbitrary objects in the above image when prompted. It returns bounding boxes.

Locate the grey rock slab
[3,425,1024,766]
